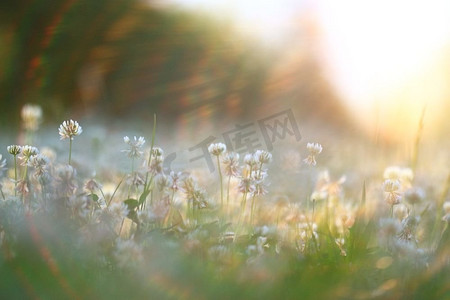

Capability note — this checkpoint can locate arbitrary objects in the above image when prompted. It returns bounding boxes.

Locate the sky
[167,0,450,139]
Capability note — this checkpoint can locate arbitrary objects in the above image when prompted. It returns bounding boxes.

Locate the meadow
[0,104,449,300]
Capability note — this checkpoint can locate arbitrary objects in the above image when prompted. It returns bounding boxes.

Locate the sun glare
[315,0,450,140]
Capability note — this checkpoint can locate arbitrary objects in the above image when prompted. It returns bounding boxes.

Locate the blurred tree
[0,0,270,129]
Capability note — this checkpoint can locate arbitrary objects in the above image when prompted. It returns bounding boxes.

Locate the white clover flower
[383,166,402,180]
[30,154,50,179]
[303,142,322,166]
[150,147,164,157]
[127,172,145,187]
[443,201,450,214]
[122,136,145,158]
[147,155,163,175]
[335,238,345,247]
[208,142,226,156]
[393,203,409,221]
[58,119,82,140]
[21,104,42,131]
[404,187,425,206]
[251,180,268,197]
[400,168,414,186]
[55,164,78,196]
[237,177,255,194]
[84,178,102,194]
[19,145,39,166]
[254,150,272,164]
[243,153,257,167]
[21,145,39,157]
[16,179,29,195]
[383,166,414,187]
[398,215,420,242]
[222,152,240,177]
[306,142,322,155]
[7,145,22,156]
[169,171,186,192]
[383,179,401,206]
[298,220,319,249]
[155,174,173,192]
[40,147,57,163]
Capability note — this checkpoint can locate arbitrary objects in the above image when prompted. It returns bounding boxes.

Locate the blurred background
[1,0,449,143]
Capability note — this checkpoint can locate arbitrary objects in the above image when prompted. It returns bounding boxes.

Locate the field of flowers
[0,104,449,299]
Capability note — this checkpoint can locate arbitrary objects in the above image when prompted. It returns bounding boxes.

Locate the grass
[0,110,449,300]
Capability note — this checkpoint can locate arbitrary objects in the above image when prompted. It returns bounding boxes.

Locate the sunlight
[315,0,450,140]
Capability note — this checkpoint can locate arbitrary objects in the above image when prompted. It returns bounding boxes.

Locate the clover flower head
[237,177,255,194]
[16,179,29,195]
[59,119,82,140]
[222,152,240,177]
[306,143,323,155]
[383,179,402,206]
[151,147,164,158]
[251,180,268,197]
[169,171,187,192]
[55,165,78,196]
[127,172,145,187]
[208,143,226,156]
[155,174,173,192]
[444,202,450,214]
[122,136,145,158]
[84,178,102,193]
[393,204,409,221]
[243,153,257,167]
[404,187,425,206]
[303,142,322,166]
[254,149,272,164]
[7,145,22,156]
[147,155,163,175]
[383,179,400,193]
[383,166,402,180]
[30,154,50,179]
[19,145,39,166]
[21,145,39,157]
[21,104,42,131]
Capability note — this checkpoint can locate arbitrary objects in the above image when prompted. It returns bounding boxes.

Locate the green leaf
[89,194,99,202]
[124,199,139,210]
[139,189,151,205]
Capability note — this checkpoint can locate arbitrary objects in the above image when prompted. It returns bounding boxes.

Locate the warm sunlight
[171,0,450,140]
[315,0,450,140]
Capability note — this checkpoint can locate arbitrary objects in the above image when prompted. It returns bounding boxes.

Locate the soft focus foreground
[0,105,449,300]
[1,1,450,299]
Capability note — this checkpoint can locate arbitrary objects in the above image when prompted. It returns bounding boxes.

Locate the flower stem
[69,138,73,165]
[227,175,231,215]
[216,156,224,209]
[14,155,17,196]
[250,195,256,225]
